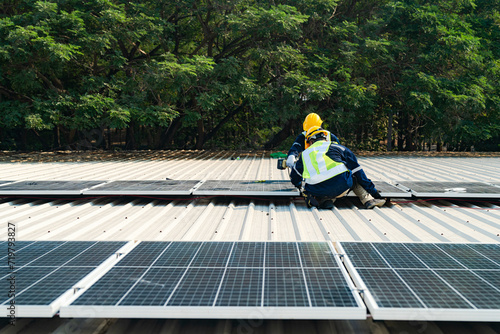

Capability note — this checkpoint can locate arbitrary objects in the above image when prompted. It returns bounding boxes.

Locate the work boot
[319,199,334,209]
[365,198,386,209]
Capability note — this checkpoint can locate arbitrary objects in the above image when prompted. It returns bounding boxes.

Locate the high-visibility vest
[302,141,348,185]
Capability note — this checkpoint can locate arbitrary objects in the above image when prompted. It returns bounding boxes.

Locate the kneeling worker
[289,126,386,209]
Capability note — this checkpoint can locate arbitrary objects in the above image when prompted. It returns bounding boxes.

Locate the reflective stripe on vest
[302,141,348,185]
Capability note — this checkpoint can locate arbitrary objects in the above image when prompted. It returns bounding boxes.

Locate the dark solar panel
[340,241,500,321]
[0,241,127,317]
[83,180,200,195]
[0,181,106,195]
[396,181,500,198]
[193,180,300,196]
[62,241,365,319]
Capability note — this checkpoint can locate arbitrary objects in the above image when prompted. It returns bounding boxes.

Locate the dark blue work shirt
[289,141,377,198]
[287,130,340,159]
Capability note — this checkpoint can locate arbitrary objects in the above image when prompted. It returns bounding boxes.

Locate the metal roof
[1,152,499,244]
[1,151,499,333]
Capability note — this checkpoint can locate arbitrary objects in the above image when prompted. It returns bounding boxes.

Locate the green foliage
[0,0,499,151]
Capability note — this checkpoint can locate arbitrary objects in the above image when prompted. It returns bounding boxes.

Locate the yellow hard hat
[303,113,323,131]
[305,125,327,142]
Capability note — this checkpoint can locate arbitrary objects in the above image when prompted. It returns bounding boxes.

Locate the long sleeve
[340,146,377,196]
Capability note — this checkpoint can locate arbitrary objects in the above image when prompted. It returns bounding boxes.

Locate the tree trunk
[387,112,393,151]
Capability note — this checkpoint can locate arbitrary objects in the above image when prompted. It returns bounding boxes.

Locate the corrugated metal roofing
[1,151,499,333]
[1,152,499,244]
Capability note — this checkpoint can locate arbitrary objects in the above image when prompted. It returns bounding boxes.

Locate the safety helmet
[303,113,323,131]
[305,125,328,143]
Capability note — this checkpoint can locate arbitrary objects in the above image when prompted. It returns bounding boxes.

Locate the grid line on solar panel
[1,241,127,307]
[16,267,97,305]
[435,244,500,270]
[119,268,186,306]
[403,243,464,269]
[115,242,172,267]
[304,268,357,307]
[215,268,263,307]
[263,268,309,307]
[72,267,148,306]
[15,241,66,267]
[27,241,99,267]
[341,242,388,268]
[166,267,226,306]
[371,243,427,269]
[151,242,202,267]
[298,243,338,268]
[356,268,424,308]
[466,244,500,266]
[395,269,473,309]
[472,270,500,288]
[436,270,500,309]
[228,242,265,268]
[265,242,301,268]
[190,242,233,267]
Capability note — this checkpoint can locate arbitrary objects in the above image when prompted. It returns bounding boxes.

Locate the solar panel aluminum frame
[82,180,202,196]
[60,241,366,320]
[335,241,500,322]
[11,241,136,318]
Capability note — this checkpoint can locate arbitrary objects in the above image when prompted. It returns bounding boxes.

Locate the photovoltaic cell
[356,268,424,308]
[372,243,426,269]
[436,243,500,269]
[396,269,472,309]
[304,268,357,307]
[120,268,186,306]
[62,241,366,319]
[265,242,301,268]
[71,267,148,306]
[340,241,500,321]
[167,267,225,306]
[264,268,309,307]
[341,242,388,268]
[436,270,500,309]
[228,242,264,268]
[298,242,338,268]
[0,180,106,195]
[83,180,200,195]
[215,268,263,307]
[396,181,500,198]
[404,243,463,269]
[0,241,127,317]
[193,180,300,196]
[467,244,500,266]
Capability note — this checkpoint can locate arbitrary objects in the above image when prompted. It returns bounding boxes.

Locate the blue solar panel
[62,241,366,319]
[340,242,500,321]
[0,241,127,317]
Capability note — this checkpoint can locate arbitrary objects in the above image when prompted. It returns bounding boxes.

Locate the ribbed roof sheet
[1,152,499,244]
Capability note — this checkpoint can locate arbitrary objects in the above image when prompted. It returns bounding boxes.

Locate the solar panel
[0,181,14,186]
[338,241,500,321]
[345,181,411,198]
[0,241,129,317]
[395,181,500,198]
[193,180,300,196]
[0,181,107,195]
[82,180,201,195]
[60,241,365,319]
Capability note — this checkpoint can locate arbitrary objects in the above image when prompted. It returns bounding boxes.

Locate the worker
[289,126,386,209]
[286,113,340,168]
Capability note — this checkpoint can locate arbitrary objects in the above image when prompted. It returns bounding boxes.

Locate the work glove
[286,155,295,168]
